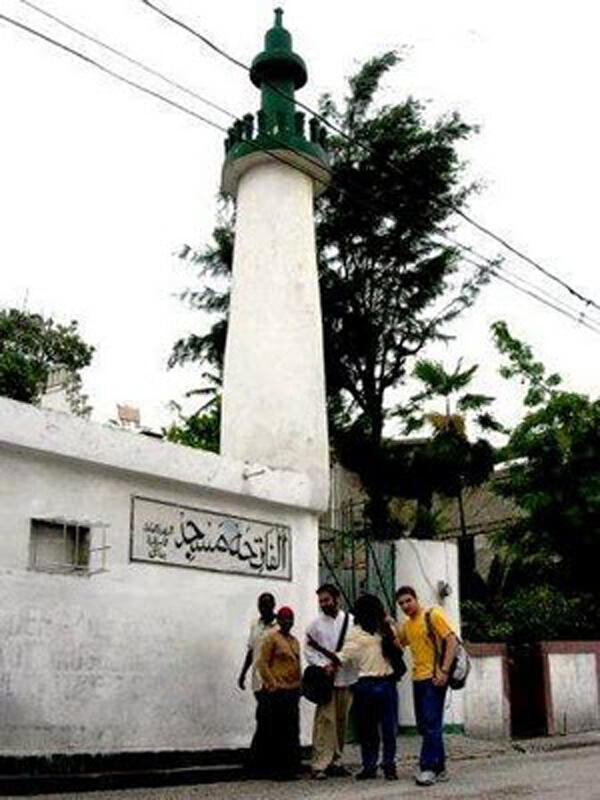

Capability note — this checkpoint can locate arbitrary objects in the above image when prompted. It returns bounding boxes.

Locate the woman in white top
[334,594,401,781]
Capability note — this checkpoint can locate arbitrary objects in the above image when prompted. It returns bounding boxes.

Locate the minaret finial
[274,7,283,26]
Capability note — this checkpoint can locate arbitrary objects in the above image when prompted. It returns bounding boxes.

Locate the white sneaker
[436,770,449,782]
[415,770,437,786]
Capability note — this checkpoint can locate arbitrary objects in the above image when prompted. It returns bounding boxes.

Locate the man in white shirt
[305,583,357,779]
[238,592,277,775]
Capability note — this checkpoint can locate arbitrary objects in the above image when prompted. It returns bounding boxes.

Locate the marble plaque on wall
[130,495,291,580]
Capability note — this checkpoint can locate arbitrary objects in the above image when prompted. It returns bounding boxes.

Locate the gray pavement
[3,733,600,799]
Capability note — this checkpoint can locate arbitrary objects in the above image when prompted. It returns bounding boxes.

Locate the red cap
[277,606,294,619]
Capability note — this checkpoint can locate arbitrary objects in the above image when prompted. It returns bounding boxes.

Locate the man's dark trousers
[413,678,447,774]
[247,690,270,773]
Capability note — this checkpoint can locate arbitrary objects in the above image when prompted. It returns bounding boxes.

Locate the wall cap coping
[539,641,600,655]
[466,642,508,658]
[0,397,328,512]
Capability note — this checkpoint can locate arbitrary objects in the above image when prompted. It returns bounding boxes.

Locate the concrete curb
[511,733,600,755]
[1,734,599,795]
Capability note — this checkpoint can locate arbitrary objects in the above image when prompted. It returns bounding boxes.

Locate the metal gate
[318,525,396,612]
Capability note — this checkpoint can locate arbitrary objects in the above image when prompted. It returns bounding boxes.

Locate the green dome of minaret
[250,8,307,90]
[223,8,328,176]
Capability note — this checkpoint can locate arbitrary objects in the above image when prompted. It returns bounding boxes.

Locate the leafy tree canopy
[491,321,600,598]
[0,308,94,415]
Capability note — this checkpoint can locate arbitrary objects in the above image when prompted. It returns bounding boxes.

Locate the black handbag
[387,645,408,681]
[302,611,350,705]
[381,625,407,681]
[301,664,334,705]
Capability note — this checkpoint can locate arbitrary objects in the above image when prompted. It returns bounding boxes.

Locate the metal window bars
[31,515,111,575]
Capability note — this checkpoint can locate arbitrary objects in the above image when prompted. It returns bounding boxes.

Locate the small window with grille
[29,518,109,575]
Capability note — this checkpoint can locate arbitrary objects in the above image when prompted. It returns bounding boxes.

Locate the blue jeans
[413,678,447,773]
[352,677,398,771]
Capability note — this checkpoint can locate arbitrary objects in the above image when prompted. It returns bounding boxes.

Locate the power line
[140,0,248,72]
[8,7,437,246]
[17,0,235,121]
[437,231,600,329]
[0,12,229,133]
[138,0,600,316]
[1,10,361,208]
[453,208,600,314]
[138,0,375,149]
[1,11,341,219]
[7,6,338,192]
[5,10,599,339]
[452,250,600,336]
[490,269,600,335]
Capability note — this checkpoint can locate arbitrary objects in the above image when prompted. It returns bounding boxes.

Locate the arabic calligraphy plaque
[130,496,292,580]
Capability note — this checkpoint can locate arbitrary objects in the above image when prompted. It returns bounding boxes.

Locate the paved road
[11,746,600,800]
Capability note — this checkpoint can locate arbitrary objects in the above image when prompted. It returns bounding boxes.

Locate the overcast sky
[2,0,599,436]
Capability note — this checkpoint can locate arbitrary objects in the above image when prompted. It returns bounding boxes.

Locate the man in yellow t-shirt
[396,585,457,787]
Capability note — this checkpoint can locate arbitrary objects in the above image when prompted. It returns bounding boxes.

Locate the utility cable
[5,10,599,338]
[490,269,600,335]
[17,0,235,121]
[1,10,377,222]
[437,231,600,329]
[455,251,600,336]
[11,5,452,262]
[138,0,600,316]
[0,12,229,133]
[453,208,600,313]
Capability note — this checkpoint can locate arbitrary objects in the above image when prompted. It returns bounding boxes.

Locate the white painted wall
[464,654,509,739]
[0,398,320,755]
[220,157,329,493]
[394,539,464,729]
[548,653,599,734]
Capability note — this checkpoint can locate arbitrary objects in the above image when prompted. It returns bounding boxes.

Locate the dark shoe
[327,764,351,777]
[384,765,398,780]
[311,770,327,781]
[355,768,377,780]
[273,770,300,781]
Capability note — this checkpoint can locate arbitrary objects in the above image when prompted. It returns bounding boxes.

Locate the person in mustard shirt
[257,606,302,780]
[395,585,458,787]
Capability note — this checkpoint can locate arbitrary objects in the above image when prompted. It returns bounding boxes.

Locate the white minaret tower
[220,9,330,496]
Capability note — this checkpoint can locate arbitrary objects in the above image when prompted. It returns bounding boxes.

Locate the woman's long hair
[353,593,398,663]
[353,594,386,635]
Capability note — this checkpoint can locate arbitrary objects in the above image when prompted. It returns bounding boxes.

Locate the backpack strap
[425,608,441,667]
[306,612,349,663]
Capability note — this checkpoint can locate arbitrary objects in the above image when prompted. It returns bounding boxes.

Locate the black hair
[258,592,275,605]
[353,593,386,635]
[316,583,340,598]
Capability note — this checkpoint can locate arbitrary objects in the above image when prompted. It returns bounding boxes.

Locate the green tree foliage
[401,359,502,504]
[163,399,220,453]
[462,586,599,643]
[0,308,94,415]
[170,53,489,531]
[491,321,600,598]
[400,359,502,599]
[460,322,600,641]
